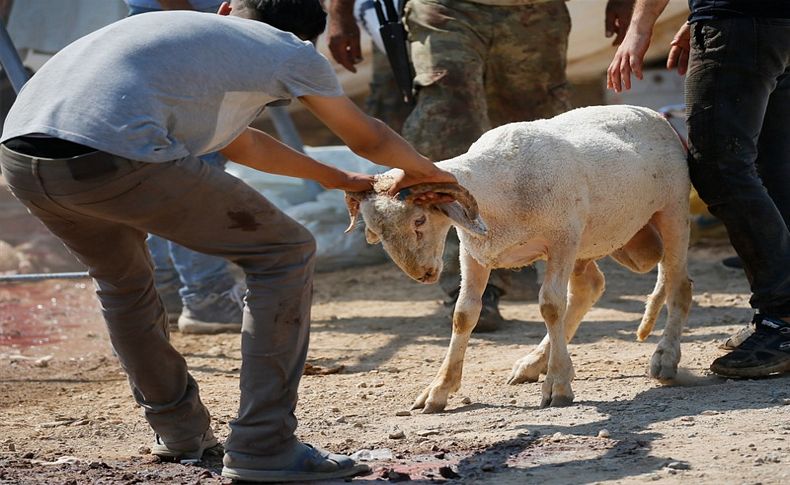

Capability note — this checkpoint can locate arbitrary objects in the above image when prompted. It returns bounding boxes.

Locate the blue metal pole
[0,20,29,94]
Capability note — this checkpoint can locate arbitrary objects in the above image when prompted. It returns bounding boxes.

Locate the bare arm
[298,95,457,194]
[220,127,374,192]
[606,0,670,92]
[327,0,363,73]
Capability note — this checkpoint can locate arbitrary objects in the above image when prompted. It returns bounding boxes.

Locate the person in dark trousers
[0,0,455,481]
[608,0,790,378]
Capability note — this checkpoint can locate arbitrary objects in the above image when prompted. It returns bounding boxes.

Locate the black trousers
[686,17,790,316]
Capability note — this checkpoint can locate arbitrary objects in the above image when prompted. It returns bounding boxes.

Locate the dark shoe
[444,285,505,332]
[222,443,370,483]
[500,266,540,302]
[476,285,505,332]
[721,256,743,269]
[151,428,219,462]
[710,314,790,378]
[178,283,244,334]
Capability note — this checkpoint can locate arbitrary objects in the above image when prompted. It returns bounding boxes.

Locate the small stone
[357,382,368,388]
[597,429,610,438]
[388,428,405,440]
[22,451,35,459]
[7,443,15,452]
[509,399,517,405]
[665,461,691,471]
[551,432,564,442]
[138,446,151,455]
[383,468,411,482]
[481,463,495,472]
[439,466,460,479]
[461,397,472,405]
[330,407,340,413]
[395,410,411,417]
[434,452,446,459]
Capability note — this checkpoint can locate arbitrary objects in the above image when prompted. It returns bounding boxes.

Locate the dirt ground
[1,185,790,484]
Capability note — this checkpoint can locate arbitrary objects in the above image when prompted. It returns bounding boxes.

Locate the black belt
[3,137,118,181]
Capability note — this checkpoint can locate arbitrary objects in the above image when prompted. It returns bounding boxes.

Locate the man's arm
[327,0,363,73]
[298,95,457,195]
[607,0,670,92]
[220,127,375,192]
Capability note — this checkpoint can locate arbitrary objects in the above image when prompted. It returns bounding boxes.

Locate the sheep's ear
[344,192,366,233]
[437,202,488,236]
[365,228,381,244]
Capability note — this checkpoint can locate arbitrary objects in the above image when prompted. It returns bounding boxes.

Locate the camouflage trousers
[402,0,571,161]
[402,0,570,298]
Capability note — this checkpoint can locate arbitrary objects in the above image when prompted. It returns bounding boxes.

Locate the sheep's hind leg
[412,250,489,413]
[609,218,668,341]
[648,209,692,381]
[508,259,605,385]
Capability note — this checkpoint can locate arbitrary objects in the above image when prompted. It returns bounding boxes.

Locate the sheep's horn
[398,183,480,220]
[344,191,369,233]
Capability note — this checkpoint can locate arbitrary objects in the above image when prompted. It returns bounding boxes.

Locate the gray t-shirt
[1,11,343,162]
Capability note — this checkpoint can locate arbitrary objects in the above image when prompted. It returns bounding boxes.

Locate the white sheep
[346,105,692,412]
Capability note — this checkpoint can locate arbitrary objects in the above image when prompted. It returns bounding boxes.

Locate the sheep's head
[345,174,487,284]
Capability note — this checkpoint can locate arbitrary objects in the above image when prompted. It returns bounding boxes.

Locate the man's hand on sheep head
[323,170,375,192]
[385,167,458,199]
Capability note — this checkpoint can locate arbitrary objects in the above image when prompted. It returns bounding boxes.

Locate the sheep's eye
[414,215,426,227]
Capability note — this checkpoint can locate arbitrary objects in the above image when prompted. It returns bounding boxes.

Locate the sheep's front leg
[412,250,490,413]
[509,259,605,385]
[538,247,577,408]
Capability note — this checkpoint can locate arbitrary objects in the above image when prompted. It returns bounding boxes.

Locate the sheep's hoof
[507,354,547,385]
[421,401,447,414]
[411,386,448,413]
[539,393,574,408]
[507,373,539,385]
[540,378,574,408]
[649,342,680,381]
[410,392,428,411]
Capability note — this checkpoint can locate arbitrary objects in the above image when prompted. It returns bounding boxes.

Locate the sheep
[345,105,692,412]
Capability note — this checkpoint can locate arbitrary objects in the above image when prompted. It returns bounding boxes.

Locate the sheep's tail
[637,263,667,341]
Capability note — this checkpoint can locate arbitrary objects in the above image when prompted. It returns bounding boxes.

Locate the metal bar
[0,271,90,283]
[0,20,28,94]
